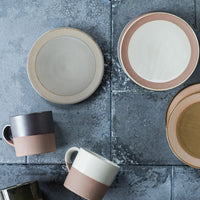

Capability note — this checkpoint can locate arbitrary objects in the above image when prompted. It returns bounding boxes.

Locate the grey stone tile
[112,0,196,92]
[111,91,183,165]
[174,166,200,200]
[195,0,200,30]
[0,0,111,164]
[0,0,111,139]
[105,166,171,200]
[0,164,83,200]
[27,90,110,164]
[0,164,171,200]
[0,140,25,163]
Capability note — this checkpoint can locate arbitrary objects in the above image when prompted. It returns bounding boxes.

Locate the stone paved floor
[0,0,200,199]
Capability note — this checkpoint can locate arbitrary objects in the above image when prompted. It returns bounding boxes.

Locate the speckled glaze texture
[0,0,200,199]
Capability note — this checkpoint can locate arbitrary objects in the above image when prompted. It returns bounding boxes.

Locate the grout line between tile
[115,164,187,167]
[112,89,168,94]
[110,0,113,161]
[171,166,174,200]
[0,163,186,167]
[194,0,197,29]
[0,163,66,166]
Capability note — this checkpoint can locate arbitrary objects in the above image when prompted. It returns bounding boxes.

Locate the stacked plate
[118,12,199,90]
[166,84,200,168]
[28,28,104,104]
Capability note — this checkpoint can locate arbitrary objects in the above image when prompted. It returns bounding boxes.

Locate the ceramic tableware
[167,93,200,168]
[2,111,56,157]
[166,84,200,123]
[118,12,153,59]
[118,12,199,90]
[64,147,120,200]
[0,181,42,200]
[28,28,104,104]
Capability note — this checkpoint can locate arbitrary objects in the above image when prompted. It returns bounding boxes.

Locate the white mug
[64,147,120,200]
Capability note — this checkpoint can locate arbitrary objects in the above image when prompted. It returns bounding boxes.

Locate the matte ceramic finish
[9,111,54,137]
[13,133,56,157]
[177,103,200,158]
[1,0,199,199]
[166,84,200,123]
[65,147,120,186]
[2,111,56,157]
[36,36,96,96]
[118,12,152,56]
[128,20,191,82]
[167,93,200,168]
[64,167,109,200]
[28,28,104,104]
[119,12,199,90]
[117,12,154,71]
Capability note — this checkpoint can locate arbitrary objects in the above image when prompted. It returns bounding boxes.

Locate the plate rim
[27,27,104,104]
[117,12,154,71]
[166,84,200,124]
[167,93,200,168]
[119,12,199,91]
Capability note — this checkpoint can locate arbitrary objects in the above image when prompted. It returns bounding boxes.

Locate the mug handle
[2,124,14,147]
[65,147,79,171]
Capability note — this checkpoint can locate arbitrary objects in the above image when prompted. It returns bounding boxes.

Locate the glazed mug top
[9,111,54,138]
[1,110,56,157]
[65,147,120,186]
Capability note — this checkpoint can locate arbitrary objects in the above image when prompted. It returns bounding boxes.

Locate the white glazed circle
[128,20,191,83]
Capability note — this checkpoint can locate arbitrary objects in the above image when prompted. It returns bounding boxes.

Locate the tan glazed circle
[28,28,104,104]
[166,84,200,124]
[119,12,199,91]
[167,93,200,168]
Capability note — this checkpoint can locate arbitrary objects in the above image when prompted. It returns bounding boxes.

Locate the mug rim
[10,111,52,119]
[0,181,38,192]
[80,148,120,169]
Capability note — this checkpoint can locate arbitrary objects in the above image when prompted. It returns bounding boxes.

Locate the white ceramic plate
[118,12,199,90]
[28,28,104,104]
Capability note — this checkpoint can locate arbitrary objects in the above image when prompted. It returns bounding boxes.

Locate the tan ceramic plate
[166,84,200,124]
[167,93,200,168]
[28,28,104,104]
[118,12,199,91]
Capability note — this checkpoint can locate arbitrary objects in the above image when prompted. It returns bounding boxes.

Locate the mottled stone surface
[0,140,25,163]
[111,91,183,165]
[0,0,200,199]
[0,164,80,200]
[0,0,111,163]
[0,165,171,200]
[26,91,111,164]
[174,166,200,200]
[106,166,171,200]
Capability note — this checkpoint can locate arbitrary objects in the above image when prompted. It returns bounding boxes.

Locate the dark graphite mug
[2,111,56,157]
[0,181,43,200]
